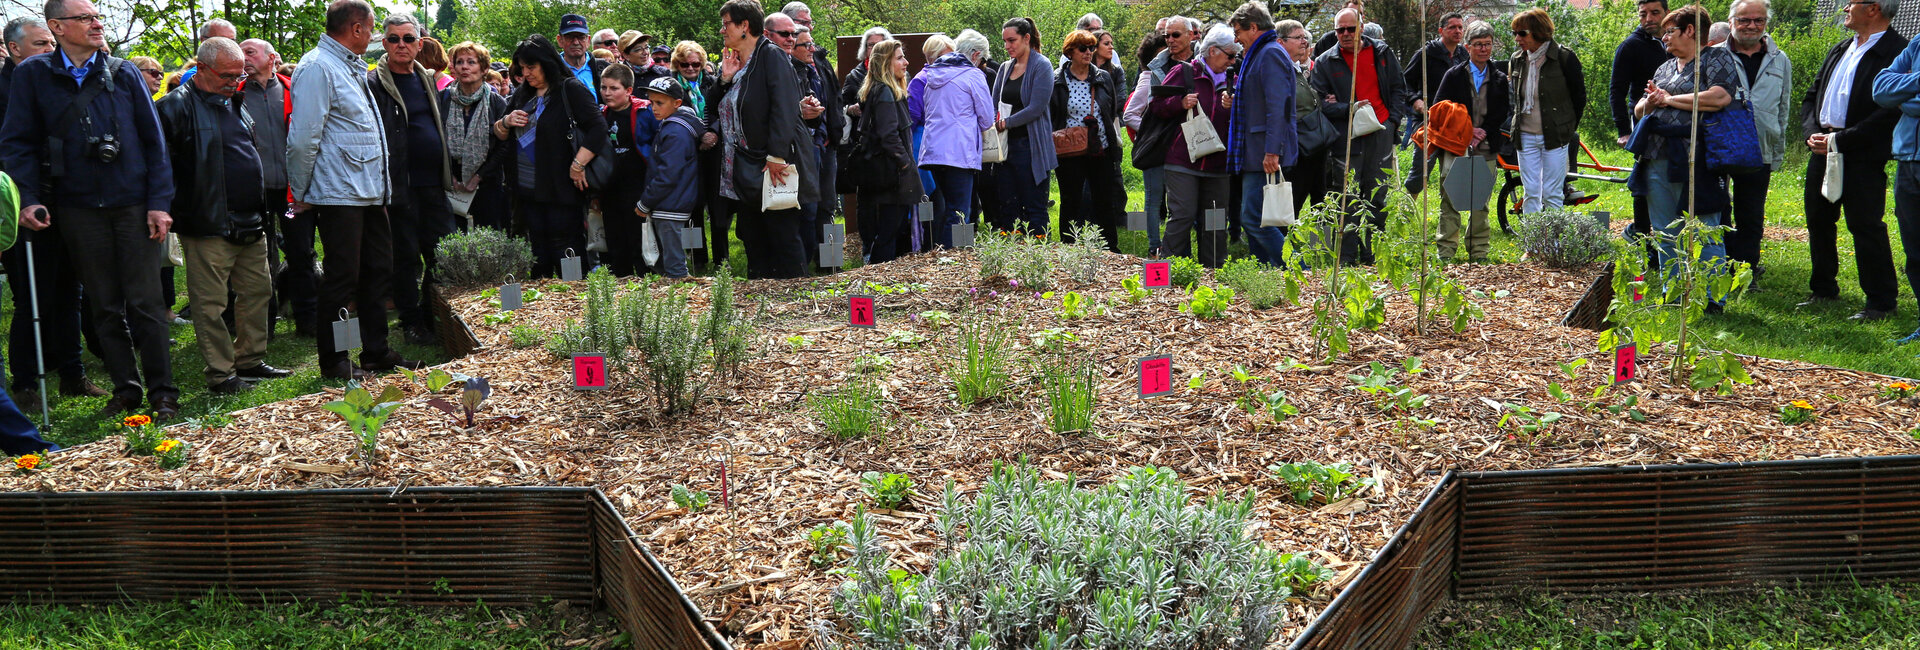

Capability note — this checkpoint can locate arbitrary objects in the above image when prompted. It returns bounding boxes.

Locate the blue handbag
[1700,91,1765,174]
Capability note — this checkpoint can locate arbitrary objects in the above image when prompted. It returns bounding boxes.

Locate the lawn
[1417,584,1920,649]
[0,593,619,649]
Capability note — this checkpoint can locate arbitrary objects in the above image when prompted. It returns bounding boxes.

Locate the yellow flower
[14,455,40,470]
[1790,400,1815,411]
[155,440,180,454]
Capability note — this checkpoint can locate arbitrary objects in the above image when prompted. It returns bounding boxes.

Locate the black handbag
[556,80,615,192]
[1130,84,1188,170]
[850,98,900,193]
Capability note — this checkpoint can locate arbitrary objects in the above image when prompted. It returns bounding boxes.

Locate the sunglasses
[1734,17,1767,25]
[1167,31,1188,38]
[678,61,703,69]
[597,39,617,47]
[385,34,418,44]
[772,29,797,38]
[1336,26,1358,34]
[1074,45,1096,53]
[140,68,163,78]
[1512,30,1530,37]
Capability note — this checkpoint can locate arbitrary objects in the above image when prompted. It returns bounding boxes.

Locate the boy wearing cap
[637,76,705,278]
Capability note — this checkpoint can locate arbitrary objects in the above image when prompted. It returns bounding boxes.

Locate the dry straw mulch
[7,250,1917,649]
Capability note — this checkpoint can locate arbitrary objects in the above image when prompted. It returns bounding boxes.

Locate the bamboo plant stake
[1415,0,1433,335]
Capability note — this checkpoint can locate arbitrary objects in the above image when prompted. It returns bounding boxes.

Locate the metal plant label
[573,353,608,390]
[952,221,975,248]
[1138,354,1173,397]
[331,312,361,353]
[500,282,523,310]
[1203,207,1227,231]
[684,227,703,249]
[1443,155,1496,212]
[849,295,877,328]
[560,251,584,281]
[1126,211,1147,231]
[917,200,935,223]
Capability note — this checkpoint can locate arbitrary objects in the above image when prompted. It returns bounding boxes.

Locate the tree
[435,0,462,35]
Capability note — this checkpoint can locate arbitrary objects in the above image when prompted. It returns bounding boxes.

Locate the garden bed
[4,249,1917,649]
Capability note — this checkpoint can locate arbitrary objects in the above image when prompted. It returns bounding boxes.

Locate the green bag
[0,172,19,252]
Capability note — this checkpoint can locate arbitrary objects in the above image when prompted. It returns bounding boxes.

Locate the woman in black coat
[857,39,924,264]
[492,35,607,278]
[1050,30,1123,252]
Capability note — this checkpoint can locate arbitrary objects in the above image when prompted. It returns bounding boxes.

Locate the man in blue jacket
[1870,33,1920,348]
[1228,0,1296,269]
[0,0,178,420]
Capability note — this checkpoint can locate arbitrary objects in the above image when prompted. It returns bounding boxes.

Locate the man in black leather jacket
[155,37,291,395]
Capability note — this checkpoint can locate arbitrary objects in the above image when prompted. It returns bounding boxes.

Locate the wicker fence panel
[0,487,723,650]
[1455,455,1920,597]
[1290,474,1463,650]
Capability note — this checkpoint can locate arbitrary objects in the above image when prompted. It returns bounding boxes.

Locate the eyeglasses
[1468,40,1493,48]
[213,71,249,83]
[771,29,798,38]
[1512,30,1530,37]
[1282,34,1309,41]
[1734,17,1767,25]
[385,34,418,44]
[53,13,104,24]
[1336,26,1358,34]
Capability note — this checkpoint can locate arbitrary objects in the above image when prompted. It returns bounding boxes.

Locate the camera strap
[47,56,123,178]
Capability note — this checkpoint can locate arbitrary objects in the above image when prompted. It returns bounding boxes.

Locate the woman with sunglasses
[130,55,164,96]
[1050,29,1122,251]
[1508,7,1585,216]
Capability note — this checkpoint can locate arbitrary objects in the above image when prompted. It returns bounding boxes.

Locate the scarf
[675,72,707,117]
[445,83,496,181]
[1229,29,1279,173]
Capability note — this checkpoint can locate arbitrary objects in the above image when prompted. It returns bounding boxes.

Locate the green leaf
[377,385,405,405]
[343,387,374,410]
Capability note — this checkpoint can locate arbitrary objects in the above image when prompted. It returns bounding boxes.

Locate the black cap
[559,14,589,35]
[650,45,670,55]
[645,75,688,103]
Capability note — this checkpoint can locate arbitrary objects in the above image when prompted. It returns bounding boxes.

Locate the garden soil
[6,251,1917,649]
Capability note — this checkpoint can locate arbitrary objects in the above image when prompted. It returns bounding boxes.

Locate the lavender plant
[1515,209,1612,269]
[830,462,1317,650]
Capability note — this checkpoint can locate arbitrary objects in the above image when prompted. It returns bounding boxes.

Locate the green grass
[0,593,617,649]
[1418,584,1920,649]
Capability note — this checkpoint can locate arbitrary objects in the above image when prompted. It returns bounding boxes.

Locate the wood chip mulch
[7,250,1916,649]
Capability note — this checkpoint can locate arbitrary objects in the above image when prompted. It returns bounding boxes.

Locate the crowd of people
[1,0,1919,457]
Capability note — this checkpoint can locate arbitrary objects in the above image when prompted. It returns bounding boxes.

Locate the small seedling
[670,484,711,512]
[1120,275,1149,303]
[785,334,811,352]
[1179,284,1234,319]
[1028,327,1076,350]
[1271,460,1376,504]
[509,324,543,348]
[323,383,406,463]
[806,522,849,567]
[1498,402,1566,443]
[1779,400,1817,425]
[1263,391,1300,423]
[883,329,928,347]
[860,471,914,510]
[853,353,895,375]
[1057,291,1087,319]
[810,378,884,439]
[917,310,953,329]
[483,311,513,325]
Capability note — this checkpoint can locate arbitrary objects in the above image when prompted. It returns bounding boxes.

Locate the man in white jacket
[1718,0,1793,278]
[287,0,419,379]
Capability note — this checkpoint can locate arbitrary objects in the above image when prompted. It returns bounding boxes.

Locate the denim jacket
[1872,36,1920,162]
[287,35,390,206]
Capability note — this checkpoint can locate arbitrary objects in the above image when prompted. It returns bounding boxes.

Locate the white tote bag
[585,205,609,253]
[1183,106,1227,161]
[641,217,660,266]
[1822,138,1844,203]
[1349,102,1384,138]
[762,155,801,211]
[1261,170,1297,228]
[981,127,1007,164]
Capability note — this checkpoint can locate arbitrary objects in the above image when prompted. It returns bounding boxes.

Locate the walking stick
[22,213,51,433]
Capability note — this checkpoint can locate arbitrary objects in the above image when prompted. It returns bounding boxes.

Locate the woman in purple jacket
[1150,25,1240,268]
[917,31,997,249]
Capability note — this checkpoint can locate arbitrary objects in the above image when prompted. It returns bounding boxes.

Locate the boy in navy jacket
[636,76,703,278]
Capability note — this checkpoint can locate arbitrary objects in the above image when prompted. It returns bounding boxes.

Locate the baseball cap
[650,45,670,55]
[559,14,589,36]
[645,75,687,103]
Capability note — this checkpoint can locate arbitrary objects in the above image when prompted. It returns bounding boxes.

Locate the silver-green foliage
[434,227,533,288]
[1216,258,1296,310]
[1516,209,1611,269]
[1061,222,1107,284]
[832,462,1317,650]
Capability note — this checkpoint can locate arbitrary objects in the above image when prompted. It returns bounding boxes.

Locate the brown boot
[59,373,107,397]
[11,388,42,412]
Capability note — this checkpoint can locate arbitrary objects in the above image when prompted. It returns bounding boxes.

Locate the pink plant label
[1631,275,1645,303]
[1138,354,1173,397]
[849,295,877,328]
[1613,344,1637,385]
[1142,260,1172,289]
[573,354,608,390]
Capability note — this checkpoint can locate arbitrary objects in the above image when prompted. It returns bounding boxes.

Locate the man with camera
[155,37,291,395]
[0,0,179,420]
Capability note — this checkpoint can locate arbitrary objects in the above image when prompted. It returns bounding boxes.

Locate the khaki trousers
[182,234,271,385]
[1434,152,1496,260]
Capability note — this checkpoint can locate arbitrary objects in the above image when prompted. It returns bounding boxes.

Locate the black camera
[88,133,120,163]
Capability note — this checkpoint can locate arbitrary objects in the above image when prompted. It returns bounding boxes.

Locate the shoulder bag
[557,81,616,192]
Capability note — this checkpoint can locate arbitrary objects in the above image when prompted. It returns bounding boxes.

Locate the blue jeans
[1238,173,1289,268]
[995,136,1050,235]
[1142,166,1165,251]
[927,165,976,250]
[0,351,56,456]
[1645,160,1727,304]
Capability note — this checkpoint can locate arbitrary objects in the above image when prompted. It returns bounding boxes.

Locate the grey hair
[4,17,44,46]
[955,28,990,59]
[1230,1,1275,31]
[1166,15,1201,33]
[1730,0,1773,19]
[383,12,420,33]
[1275,19,1305,39]
[198,18,235,40]
[1199,23,1242,57]
[858,26,892,61]
[1076,12,1103,30]
[794,25,811,35]
[1362,22,1382,39]
[195,36,243,67]
[1708,21,1731,41]
[1874,0,1900,17]
[780,1,810,17]
[1464,19,1495,42]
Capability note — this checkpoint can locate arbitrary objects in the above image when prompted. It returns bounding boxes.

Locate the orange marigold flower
[15,455,40,470]
[155,440,180,454]
[123,414,151,427]
[1892,382,1915,391]
[1789,400,1815,411]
